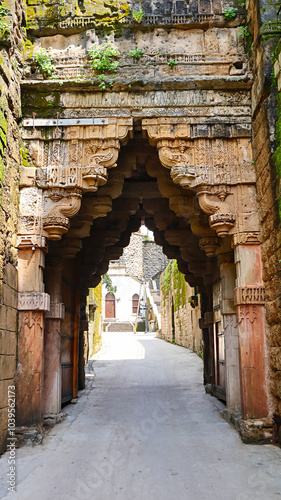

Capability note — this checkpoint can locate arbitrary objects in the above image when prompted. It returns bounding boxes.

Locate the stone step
[107,322,134,332]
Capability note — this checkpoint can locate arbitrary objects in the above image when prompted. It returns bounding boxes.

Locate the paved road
[1,332,281,500]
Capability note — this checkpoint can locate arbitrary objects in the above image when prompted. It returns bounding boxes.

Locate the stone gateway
[0,0,281,452]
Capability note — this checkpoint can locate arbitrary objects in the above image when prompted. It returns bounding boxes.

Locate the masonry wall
[143,240,169,281]
[117,232,169,281]
[0,1,24,454]
[160,261,202,356]
[247,0,281,426]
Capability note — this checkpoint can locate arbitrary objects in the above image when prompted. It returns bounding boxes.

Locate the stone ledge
[223,409,273,444]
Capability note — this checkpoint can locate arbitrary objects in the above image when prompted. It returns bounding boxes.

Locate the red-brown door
[105,293,115,318]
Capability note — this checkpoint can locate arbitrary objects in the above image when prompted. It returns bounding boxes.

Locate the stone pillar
[218,253,241,412]
[43,257,65,420]
[17,237,50,426]
[234,244,268,420]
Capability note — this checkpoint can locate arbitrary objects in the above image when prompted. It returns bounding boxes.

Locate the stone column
[42,257,65,421]
[17,236,50,426]
[218,252,241,412]
[234,243,268,420]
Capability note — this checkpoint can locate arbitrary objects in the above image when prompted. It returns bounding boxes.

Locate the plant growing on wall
[88,39,120,90]
[130,48,143,59]
[222,7,238,20]
[168,59,177,67]
[34,48,55,77]
[102,273,117,294]
[0,6,11,38]
[132,8,144,23]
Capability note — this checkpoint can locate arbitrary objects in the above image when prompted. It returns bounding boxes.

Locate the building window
[132,293,139,314]
[105,292,116,319]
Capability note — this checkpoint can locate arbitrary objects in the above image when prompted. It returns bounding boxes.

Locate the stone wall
[160,261,202,356]
[143,240,169,280]
[247,0,281,432]
[0,1,24,454]
[118,233,144,280]
[117,232,169,281]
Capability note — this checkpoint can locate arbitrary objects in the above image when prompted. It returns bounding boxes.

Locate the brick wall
[0,0,24,453]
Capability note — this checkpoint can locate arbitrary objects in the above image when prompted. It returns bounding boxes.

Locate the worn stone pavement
[0,332,281,500]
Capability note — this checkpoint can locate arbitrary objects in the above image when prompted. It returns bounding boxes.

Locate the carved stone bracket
[199,237,219,257]
[45,302,65,320]
[60,239,83,259]
[43,189,82,240]
[234,286,265,306]
[197,189,236,238]
[209,213,236,238]
[18,292,50,312]
[17,235,48,251]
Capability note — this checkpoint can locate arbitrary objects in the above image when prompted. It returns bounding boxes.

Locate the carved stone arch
[142,117,260,247]
[19,117,133,242]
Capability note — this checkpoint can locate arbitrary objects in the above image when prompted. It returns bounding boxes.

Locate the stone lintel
[18,292,50,312]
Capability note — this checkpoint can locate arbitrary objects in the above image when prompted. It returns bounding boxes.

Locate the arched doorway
[132,293,139,315]
[105,293,116,319]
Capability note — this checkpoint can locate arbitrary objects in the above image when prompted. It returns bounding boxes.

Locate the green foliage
[168,59,177,67]
[132,8,144,23]
[161,261,173,306]
[88,39,120,89]
[235,0,246,6]
[88,39,120,73]
[34,48,55,77]
[237,25,253,53]
[102,273,117,294]
[0,6,11,39]
[130,48,143,59]
[237,26,249,38]
[20,145,33,167]
[222,7,238,20]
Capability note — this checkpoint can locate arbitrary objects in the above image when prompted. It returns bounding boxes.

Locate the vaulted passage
[17,122,268,442]
[2,0,279,455]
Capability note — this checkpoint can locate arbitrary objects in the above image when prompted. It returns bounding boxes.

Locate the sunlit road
[0,332,281,500]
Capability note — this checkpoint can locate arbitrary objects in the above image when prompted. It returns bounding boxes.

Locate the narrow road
[1,332,281,500]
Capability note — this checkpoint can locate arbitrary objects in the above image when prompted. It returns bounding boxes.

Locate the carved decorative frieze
[237,305,258,324]
[18,292,50,312]
[232,232,261,247]
[43,189,82,240]
[45,303,65,320]
[234,286,265,306]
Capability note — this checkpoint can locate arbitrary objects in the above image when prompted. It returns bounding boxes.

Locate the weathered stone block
[5,307,17,333]
[4,263,17,291]
[0,330,16,356]
[269,347,281,371]
[265,299,281,325]
[0,355,16,381]
[3,284,17,309]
